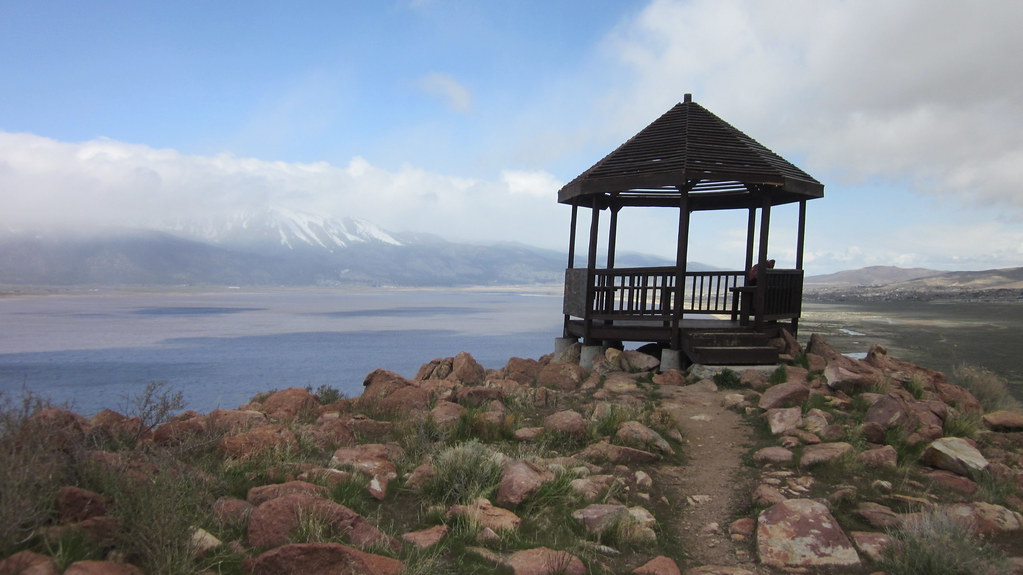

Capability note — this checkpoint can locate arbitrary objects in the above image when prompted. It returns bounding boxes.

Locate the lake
[2,288,1020,415]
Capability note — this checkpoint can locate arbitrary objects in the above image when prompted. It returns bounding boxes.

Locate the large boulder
[757,498,860,569]
[536,362,586,391]
[56,486,110,523]
[496,460,554,508]
[615,421,674,455]
[983,410,1023,431]
[247,542,404,575]
[260,388,318,421]
[445,497,521,532]
[758,382,810,410]
[247,480,328,506]
[219,424,297,459]
[920,437,989,477]
[330,444,402,500]
[247,493,396,551]
[543,410,587,438]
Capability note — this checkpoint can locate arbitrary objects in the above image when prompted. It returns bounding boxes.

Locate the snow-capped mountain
[165,206,403,252]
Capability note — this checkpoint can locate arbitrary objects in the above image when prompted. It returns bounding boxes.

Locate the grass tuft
[953,364,1022,413]
[420,440,503,506]
[879,508,1008,575]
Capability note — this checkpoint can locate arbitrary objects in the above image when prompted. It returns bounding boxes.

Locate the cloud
[419,73,473,113]
[599,0,1023,213]
[0,131,568,250]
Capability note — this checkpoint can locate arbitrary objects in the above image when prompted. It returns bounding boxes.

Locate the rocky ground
[3,333,1023,575]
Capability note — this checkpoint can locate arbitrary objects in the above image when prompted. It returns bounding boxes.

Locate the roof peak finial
[683,93,692,103]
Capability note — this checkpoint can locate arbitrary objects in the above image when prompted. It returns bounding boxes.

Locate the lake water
[0,287,565,415]
[2,289,1021,416]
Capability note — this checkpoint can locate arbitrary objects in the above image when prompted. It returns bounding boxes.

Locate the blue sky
[2,0,1022,275]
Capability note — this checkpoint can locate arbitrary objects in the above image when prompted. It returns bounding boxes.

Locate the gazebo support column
[582,198,601,345]
[754,195,772,330]
[671,188,691,350]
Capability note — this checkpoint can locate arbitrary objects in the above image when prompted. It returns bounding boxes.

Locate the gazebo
[557,94,824,368]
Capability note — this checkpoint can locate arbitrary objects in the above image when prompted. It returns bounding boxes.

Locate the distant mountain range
[805,265,1023,301]
[0,206,676,287]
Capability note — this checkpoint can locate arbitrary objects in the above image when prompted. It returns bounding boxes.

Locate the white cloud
[419,73,473,113]
[598,0,1023,213]
[0,131,568,250]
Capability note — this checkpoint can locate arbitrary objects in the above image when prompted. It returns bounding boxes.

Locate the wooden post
[567,205,578,270]
[672,188,690,350]
[796,200,807,270]
[607,203,620,269]
[755,193,771,330]
[745,207,756,282]
[583,197,601,344]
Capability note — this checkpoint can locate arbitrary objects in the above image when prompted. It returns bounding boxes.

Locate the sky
[2,0,1022,275]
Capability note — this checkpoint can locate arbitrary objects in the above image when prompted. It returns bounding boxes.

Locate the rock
[685,567,754,575]
[856,445,898,469]
[446,498,521,532]
[152,416,206,446]
[505,547,585,575]
[190,527,222,556]
[615,421,674,455]
[537,361,586,391]
[247,542,404,575]
[865,393,910,429]
[752,483,787,506]
[455,386,505,407]
[56,486,110,522]
[429,400,465,428]
[934,382,982,414]
[922,469,979,495]
[850,531,892,563]
[632,556,683,574]
[543,410,587,437]
[765,407,802,435]
[401,524,448,549]
[983,410,1023,431]
[858,421,886,444]
[818,424,846,442]
[496,460,554,508]
[758,381,810,410]
[247,480,328,506]
[570,474,617,501]
[64,562,144,575]
[499,357,543,385]
[730,517,756,537]
[219,424,297,459]
[260,387,318,420]
[802,408,830,433]
[946,501,1023,534]
[752,446,794,465]
[247,493,396,551]
[0,551,58,575]
[757,498,860,568]
[213,496,253,525]
[403,463,436,491]
[571,503,629,534]
[308,417,357,450]
[799,442,853,467]
[330,443,402,500]
[207,409,268,433]
[854,501,902,528]
[653,370,687,386]
[514,426,544,441]
[921,437,989,476]
[577,440,659,465]
[621,350,660,372]
[449,352,486,385]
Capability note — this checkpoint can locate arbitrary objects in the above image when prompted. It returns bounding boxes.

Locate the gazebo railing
[564,266,803,322]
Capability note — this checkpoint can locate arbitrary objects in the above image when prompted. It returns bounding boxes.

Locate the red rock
[219,424,297,458]
[248,542,403,575]
[429,400,465,428]
[752,446,794,465]
[213,496,253,524]
[652,370,686,386]
[759,381,810,410]
[542,410,587,437]
[536,361,586,391]
[450,351,486,385]
[571,503,629,534]
[505,547,585,575]
[757,498,860,568]
[56,486,110,522]
[922,469,978,495]
[850,531,892,563]
[765,406,802,435]
[500,357,543,385]
[260,387,318,421]
[946,501,1023,534]
[152,416,206,446]
[854,501,902,528]
[26,407,89,450]
[615,421,673,455]
[0,550,58,575]
[984,410,1023,431]
[921,437,989,477]
[496,460,554,508]
[309,418,357,450]
[577,440,659,465]
[446,498,521,532]
[207,409,267,433]
[856,445,898,469]
[934,382,982,414]
[800,442,853,467]
[247,480,329,505]
[401,524,448,549]
[621,350,660,372]
[64,561,143,575]
[247,493,396,551]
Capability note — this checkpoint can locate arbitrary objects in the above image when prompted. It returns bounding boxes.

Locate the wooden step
[682,331,779,365]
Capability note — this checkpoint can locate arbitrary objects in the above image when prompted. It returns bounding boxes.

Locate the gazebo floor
[564,317,781,365]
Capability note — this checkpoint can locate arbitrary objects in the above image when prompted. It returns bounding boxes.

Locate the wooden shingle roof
[557,94,824,210]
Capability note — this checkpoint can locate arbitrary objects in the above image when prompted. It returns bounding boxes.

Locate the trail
[655,382,768,573]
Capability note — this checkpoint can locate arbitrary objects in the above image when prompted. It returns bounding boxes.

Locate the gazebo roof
[558,94,824,211]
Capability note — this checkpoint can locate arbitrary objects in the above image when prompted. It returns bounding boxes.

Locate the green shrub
[712,368,742,389]
[879,508,1008,575]
[313,384,345,406]
[420,440,503,506]
[0,392,72,556]
[953,364,1022,412]
[767,365,788,385]
[943,409,983,440]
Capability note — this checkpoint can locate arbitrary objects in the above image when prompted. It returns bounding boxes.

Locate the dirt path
[655,381,767,573]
